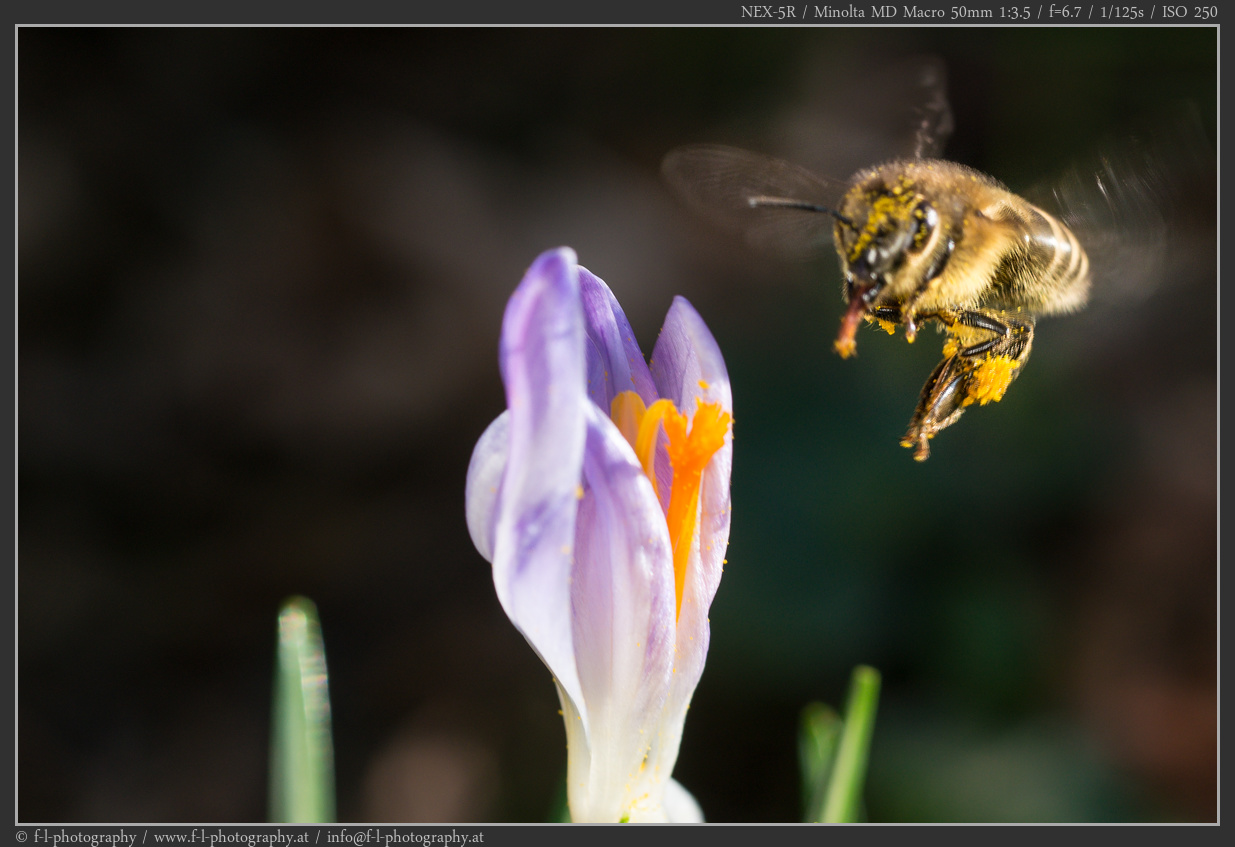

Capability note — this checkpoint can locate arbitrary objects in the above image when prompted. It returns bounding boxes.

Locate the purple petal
[578,267,658,413]
[465,410,509,563]
[649,296,732,418]
[572,404,676,803]
[490,247,588,717]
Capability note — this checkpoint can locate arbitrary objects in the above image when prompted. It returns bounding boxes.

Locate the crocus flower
[465,248,733,823]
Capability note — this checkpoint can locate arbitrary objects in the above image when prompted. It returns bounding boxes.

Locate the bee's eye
[912,202,938,249]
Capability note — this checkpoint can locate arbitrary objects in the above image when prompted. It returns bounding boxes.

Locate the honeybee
[661,69,1182,460]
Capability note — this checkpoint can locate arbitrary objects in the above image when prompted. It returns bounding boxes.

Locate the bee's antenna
[747,195,854,228]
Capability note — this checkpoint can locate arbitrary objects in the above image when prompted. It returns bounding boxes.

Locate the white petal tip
[664,778,705,823]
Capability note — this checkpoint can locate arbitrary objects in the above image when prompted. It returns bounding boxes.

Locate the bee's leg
[901,310,1035,461]
[900,353,971,461]
[948,310,1035,362]
[900,307,921,342]
[861,305,904,338]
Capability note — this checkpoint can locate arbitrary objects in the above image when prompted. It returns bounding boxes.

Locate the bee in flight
[659,68,1163,461]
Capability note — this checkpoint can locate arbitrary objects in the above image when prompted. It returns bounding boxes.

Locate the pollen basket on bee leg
[963,356,1019,406]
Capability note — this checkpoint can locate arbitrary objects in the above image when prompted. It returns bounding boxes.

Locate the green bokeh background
[19,27,1216,822]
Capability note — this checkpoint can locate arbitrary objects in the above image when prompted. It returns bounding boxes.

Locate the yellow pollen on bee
[848,189,917,263]
[964,356,1019,406]
[864,315,897,335]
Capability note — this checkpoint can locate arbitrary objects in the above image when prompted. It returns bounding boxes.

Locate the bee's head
[835,171,940,307]
[831,167,945,358]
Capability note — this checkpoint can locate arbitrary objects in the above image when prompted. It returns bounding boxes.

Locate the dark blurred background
[18,27,1216,823]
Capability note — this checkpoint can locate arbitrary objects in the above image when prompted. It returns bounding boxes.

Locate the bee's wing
[1031,109,1213,305]
[660,144,850,261]
[906,56,954,160]
[1049,153,1168,305]
[775,54,954,176]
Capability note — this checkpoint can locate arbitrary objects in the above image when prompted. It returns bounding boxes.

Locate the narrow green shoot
[820,665,881,823]
[799,702,842,823]
[269,596,337,823]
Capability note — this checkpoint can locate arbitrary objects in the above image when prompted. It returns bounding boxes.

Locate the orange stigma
[610,391,732,618]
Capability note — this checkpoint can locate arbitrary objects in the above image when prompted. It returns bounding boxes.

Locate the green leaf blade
[799,702,842,823]
[821,665,881,824]
[269,596,337,823]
